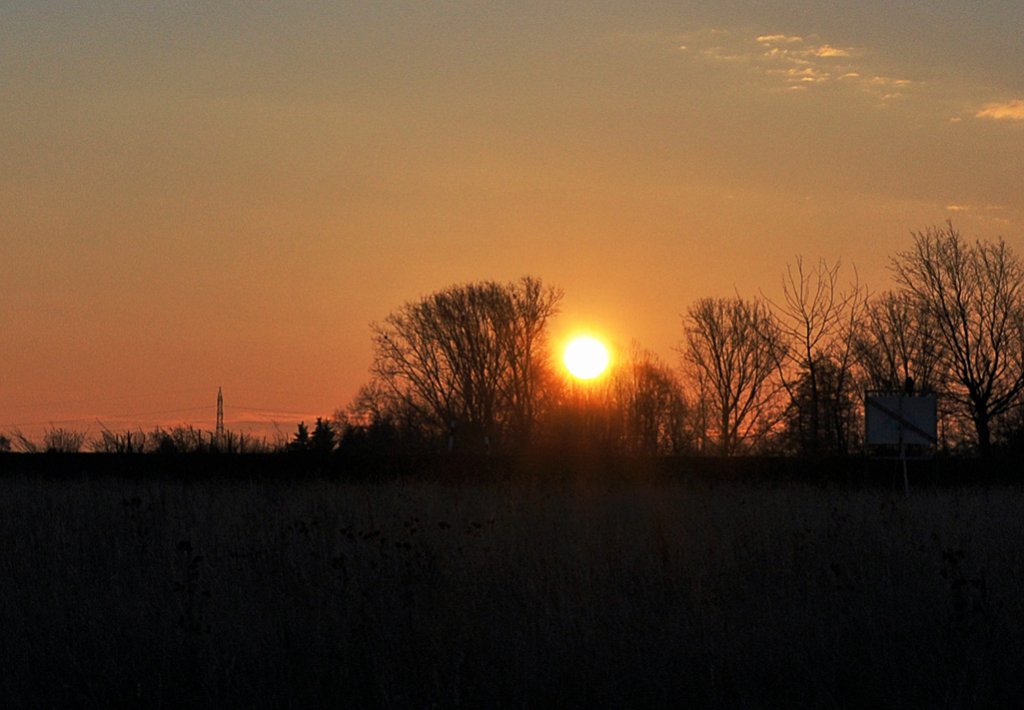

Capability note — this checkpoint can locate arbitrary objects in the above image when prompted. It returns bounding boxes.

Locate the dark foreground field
[4,465,1024,708]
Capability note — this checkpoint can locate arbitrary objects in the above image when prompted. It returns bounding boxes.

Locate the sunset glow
[1,3,1022,439]
[563,336,611,381]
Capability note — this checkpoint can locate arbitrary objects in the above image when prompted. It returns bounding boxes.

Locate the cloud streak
[975,100,1024,121]
[679,28,1024,125]
[755,34,803,45]
[680,29,913,100]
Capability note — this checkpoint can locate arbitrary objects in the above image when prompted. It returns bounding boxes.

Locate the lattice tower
[216,386,225,442]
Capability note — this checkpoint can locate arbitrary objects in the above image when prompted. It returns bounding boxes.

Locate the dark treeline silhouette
[337,225,1024,460]
[6,223,1024,467]
[3,424,281,456]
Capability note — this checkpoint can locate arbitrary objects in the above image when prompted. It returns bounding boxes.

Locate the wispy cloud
[680,29,913,100]
[975,99,1024,121]
[755,34,803,45]
[674,28,1023,129]
[942,202,1013,226]
[813,45,850,58]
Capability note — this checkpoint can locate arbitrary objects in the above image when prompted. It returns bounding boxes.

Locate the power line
[223,404,324,417]
[2,396,329,433]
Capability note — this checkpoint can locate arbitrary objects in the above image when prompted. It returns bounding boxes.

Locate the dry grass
[3,472,1024,707]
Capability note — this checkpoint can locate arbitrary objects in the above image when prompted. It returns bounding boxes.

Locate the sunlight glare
[563,336,611,380]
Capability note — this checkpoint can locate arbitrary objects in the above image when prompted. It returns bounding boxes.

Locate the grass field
[3,469,1024,708]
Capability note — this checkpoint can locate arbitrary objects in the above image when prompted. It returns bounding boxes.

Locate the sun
[563,336,611,380]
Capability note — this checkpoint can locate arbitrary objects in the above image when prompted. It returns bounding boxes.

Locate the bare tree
[782,355,861,455]
[344,379,426,434]
[367,277,561,451]
[852,290,945,393]
[612,345,691,455]
[494,277,564,446]
[851,290,955,449]
[682,297,786,455]
[891,223,1024,455]
[337,381,434,456]
[769,257,865,455]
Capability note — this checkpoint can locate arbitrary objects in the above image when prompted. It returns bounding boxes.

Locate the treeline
[0,425,281,455]
[340,222,1024,458]
[6,222,1024,461]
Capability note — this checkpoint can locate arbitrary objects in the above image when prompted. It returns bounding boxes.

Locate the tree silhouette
[612,345,692,455]
[770,257,865,455]
[682,297,786,455]
[891,223,1024,455]
[91,428,148,454]
[42,427,86,453]
[310,417,337,456]
[367,277,561,452]
[288,421,310,453]
[852,290,945,394]
[782,355,859,455]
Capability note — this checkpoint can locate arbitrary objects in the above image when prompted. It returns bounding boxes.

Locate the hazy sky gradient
[3,1,1022,438]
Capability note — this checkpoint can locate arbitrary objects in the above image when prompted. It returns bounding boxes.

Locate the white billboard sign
[865,393,938,447]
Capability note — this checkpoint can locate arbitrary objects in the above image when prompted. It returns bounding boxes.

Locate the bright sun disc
[563,336,610,380]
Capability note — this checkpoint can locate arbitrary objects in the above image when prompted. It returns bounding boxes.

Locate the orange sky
[3,2,1023,442]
